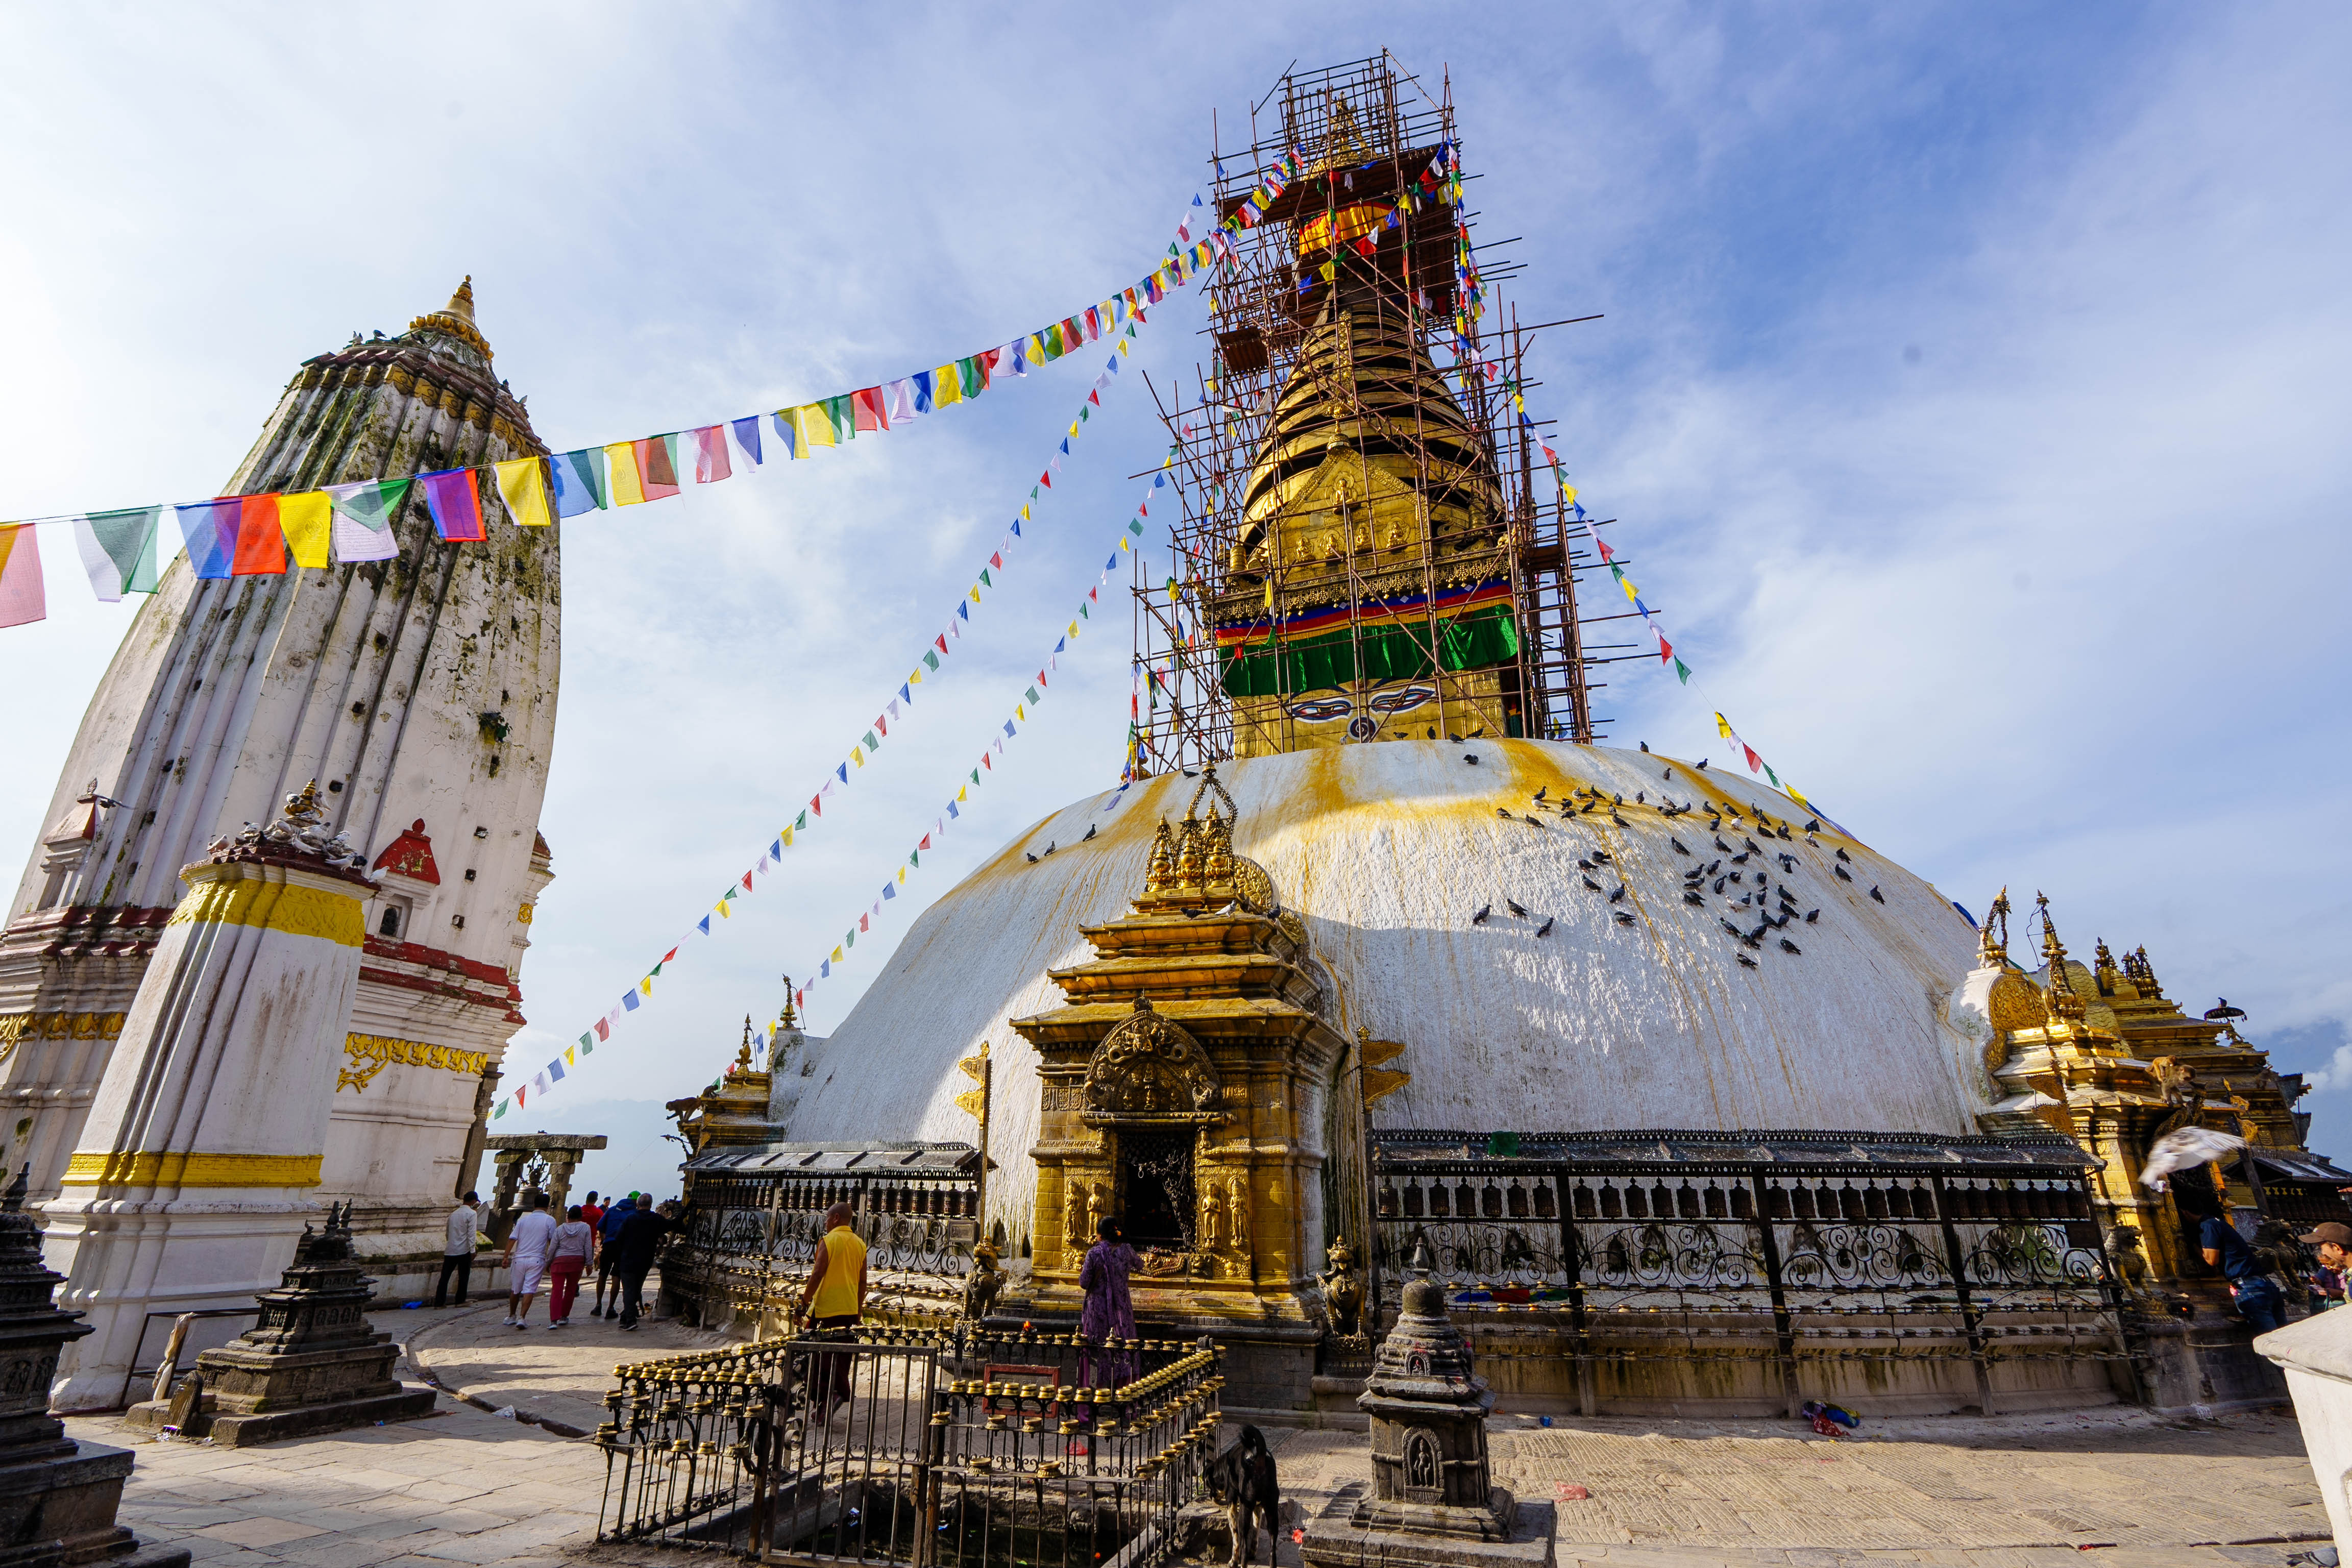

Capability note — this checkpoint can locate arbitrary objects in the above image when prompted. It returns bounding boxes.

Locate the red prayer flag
[232,495,287,575]
[1039,471,1052,489]
[633,438,680,501]
[694,425,732,484]
[934,633,948,655]
[594,1019,610,1041]
[851,387,890,432]
[982,753,991,771]
[919,834,932,850]
[1743,744,1763,773]
[741,870,754,891]
[811,794,822,818]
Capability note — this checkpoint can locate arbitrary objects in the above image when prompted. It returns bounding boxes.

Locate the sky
[1,4,2346,1204]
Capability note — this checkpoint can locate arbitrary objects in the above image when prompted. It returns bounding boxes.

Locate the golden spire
[1978,887,2011,967]
[779,976,797,1031]
[407,275,492,358]
[734,1015,754,1074]
[445,275,476,325]
[2036,893,2085,1021]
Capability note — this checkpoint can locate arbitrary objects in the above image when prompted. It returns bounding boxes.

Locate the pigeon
[1636,791,1646,805]
[1662,766,1673,780]
[1684,892,1705,906]
[1777,826,1794,841]
[1671,838,1691,855]
[1720,919,1745,938]
[1731,852,1750,865]
[1736,952,1758,968]
[1592,850,1612,863]
[1613,911,1636,925]
[1471,904,1493,925]
[1804,819,1821,834]
[1507,899,1529,919]
[1609,885,1627,903]
[1611,812,1629,827]
[1578,857,1597,871]
[1613,794,1625,806]
[1465,754,1480,765]
[1869,885,1885,904]
[1778,854,1797,872]
[1835,847,1851,863]
[1806,909,1820,923]
[1026,852,1039,863]
[1780,938,1802,954]
[1083,824,1097,841]
[1448,733,1461,743]
[1735,895,1752,909]
[1582,875,1604,893]
[1714,836,1734,852]
[1744,838,1762,855]
[1535,917,1555,938]
[1697,759,1710,770]
[1582,800,1598,814]
[1468,728,1486,740]
[2139,1126,2247,1191]
[1639,741,1650,752]
[1043,841,1056,856]
[1707,859,1722,873]
[2204,999,2247,1021]
[1713,876,1727,895]
[1534,787,1549,802]
[1749,922,1770,942]
[1834,865,1853,883]
[1498,808,1514,819]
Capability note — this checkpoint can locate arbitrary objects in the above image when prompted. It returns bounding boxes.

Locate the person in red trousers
[545,1204,594,1328]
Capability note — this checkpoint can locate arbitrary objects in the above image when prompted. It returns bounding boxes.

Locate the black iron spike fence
[596,1324,1223,1566]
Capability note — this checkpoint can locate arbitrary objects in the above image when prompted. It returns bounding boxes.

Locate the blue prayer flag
[912,370,934,412]
[1002,720,1016,738]
[731,415,764,465]
[550,450,608,517]
[179,499,239,579]
[621,990,640,1013]
[549,1059,566,1081]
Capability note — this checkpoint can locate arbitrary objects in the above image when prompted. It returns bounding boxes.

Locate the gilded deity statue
[1146,819,1175,890]
[1066,1182,1093,1251]
[1226,1175,1250,1257]
[1320,1236,1366,1339]
[1198,1185,1221,1251]
[963,1242,1007,1322]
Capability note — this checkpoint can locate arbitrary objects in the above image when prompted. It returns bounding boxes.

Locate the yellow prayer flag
[1716,712,1735,740]
[1020,506,1031,520]
[957,786,968,802]
[1264,579,1275,611]
[640,976,652,995]
[852,748,865,768]
[1068,621,1079,637]
[494,457,554,528]
[910,668,923,684]
[278,491,332,568]
[1027,333,1047,362]
[933,365,963,408]
[969,586,982,603]
[896,867,906,885]
[782,826,795,847]
[1119,535,1131,552]
[831,945,844,963]
[1619,576,1639,603]
[1561,485,1577,507]
[716,901,731,918]
[605,442,647,505]
[794,404,834,452]
[565,1047,576,1066]
[1016,704,1025,722]
[1068,421,1080,439]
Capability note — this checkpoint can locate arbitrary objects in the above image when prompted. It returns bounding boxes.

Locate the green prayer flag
[910,849,920,868]
[1080,603,1090,619]
[494,1101,507,1119]
[826,395,856,442]
[578,1032,594,1055]
[1025,686,1039,703]
[1128,520,1144,535]
[958,357,985,399]
[970,769,980,785]
[328,477,412,532]
[795,811,808,829]
[863,732,878,751]
[978,568,992,588]
[1673,657,1691,685]
[85,507,163,594]
[923,650,940,670]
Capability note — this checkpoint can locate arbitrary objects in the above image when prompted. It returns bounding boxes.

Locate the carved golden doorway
[1117,1128,1197,1252]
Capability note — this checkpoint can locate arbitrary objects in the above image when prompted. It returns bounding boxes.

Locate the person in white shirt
[503,1192,558,1328]
[435,1191,482,1308]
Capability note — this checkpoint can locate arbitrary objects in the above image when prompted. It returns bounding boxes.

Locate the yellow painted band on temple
[166,872,364,948]
[59,1151,324,1188]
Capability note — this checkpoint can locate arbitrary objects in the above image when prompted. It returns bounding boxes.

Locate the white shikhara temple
[0,282,556,1404]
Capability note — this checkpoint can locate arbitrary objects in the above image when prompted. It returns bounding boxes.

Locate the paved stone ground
[67,1289,2332,1568]
[1254,1406,2330,1568]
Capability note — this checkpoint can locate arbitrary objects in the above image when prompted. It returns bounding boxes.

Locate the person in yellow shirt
[797,1203,868,1424]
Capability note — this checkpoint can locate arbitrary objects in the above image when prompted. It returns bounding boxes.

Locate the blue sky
[2,4,2346,1203]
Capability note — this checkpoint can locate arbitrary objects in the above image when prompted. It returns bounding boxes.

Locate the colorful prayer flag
[605,442,647,505]
[279,491,333,568]
[419,468,487,541]
[229,495,286,575]
[632,436,680,501]
[549,452,607,516]
[0,524,44,627]
[730,415,765,467]
[851,387,890,432]
[493,458,554,528]
[692,426,733,484]
[325,479,409,562]
[72,508,162,600]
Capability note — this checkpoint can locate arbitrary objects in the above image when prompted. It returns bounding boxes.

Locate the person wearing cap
[2299,1221,2350,1312]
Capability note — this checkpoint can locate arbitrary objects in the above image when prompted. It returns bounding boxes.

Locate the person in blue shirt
[2200,1209,2285,1333]
[592,1193,638,1320]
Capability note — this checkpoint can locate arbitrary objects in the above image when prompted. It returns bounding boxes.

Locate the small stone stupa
[0,1165,186,1565]
[126,1202,433,1447]
[1302,1240,1554,1568]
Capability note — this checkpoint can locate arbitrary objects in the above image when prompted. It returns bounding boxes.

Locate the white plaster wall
[780,740,1986,1254]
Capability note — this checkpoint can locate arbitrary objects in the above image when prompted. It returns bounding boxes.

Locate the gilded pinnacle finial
[1980,888,2011,967]
[735,1015,753,1073]
[780,976,796,1031]
[448,275,476,325]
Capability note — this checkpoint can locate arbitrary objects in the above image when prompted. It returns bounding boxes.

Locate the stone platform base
[2136,1310,2291,1411]
[1302,1483,1556,1568]
[123,1387,436,1448]
[0,1437,190,1567]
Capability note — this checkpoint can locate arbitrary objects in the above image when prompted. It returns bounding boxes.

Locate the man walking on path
[613,1198,677,1331]
[580,1190,606,1239]
[504,1192,558,1329]
[435,1191,482,1309]
[594,1193,636,1318]
[797,1203,869,1425]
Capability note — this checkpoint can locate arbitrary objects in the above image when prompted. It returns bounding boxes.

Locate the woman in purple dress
[1078,1216,1139,1387]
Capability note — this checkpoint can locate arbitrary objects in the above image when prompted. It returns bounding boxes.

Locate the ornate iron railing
[595,1325,1222,1566]
[1367,1131,2133,1413]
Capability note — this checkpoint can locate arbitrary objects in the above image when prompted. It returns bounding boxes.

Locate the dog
[1204,1423,1279,1566]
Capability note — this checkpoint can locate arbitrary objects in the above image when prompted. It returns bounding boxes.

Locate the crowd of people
[435,1187,681,1330]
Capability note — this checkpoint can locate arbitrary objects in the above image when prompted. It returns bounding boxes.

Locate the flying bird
[2139,1127,2247,1191]
[1869,885,1885,903]
[1507,899,1529,919]
[1780,938,1802,954]
[2204,999,2247,1021]
[1471,904,1493,925]
[1535,917,1555,938]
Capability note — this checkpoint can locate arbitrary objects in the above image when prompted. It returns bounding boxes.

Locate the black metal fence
[1368,1131,2132,1412]
[596,1325,1222,1566]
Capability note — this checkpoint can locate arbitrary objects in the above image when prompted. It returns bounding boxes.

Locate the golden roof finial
[779,976,796,1031]
[407,276,491,357]
[734,1015,754,1074]
[1979,887,2011,967]
[446,275,476,325]
[2036,893,2086,1020]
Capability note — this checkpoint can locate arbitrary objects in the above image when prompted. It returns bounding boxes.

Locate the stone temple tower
[0,281,559,1332]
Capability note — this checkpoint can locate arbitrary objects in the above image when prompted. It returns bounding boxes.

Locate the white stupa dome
[776,740,1989,1247]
